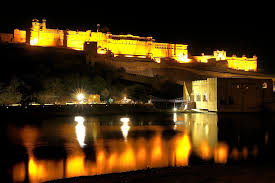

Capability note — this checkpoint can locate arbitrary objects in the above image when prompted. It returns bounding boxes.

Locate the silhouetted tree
[90,76,107,94]
[35,77,65,104]
[127,84,149,103]
[101,88,110,100]
[0,79,23,105]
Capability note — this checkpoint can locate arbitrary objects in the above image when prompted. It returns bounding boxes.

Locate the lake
[2,112,275,183]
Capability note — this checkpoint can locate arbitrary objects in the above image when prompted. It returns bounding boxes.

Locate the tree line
[0,43,182,105]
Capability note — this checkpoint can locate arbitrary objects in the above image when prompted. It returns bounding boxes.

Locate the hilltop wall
[13,19,188,62]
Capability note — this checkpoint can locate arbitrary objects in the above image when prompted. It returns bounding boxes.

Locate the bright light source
[77,93,85,101]
[120,117,130,123]
[73,88,86,104]
[173,107,177,112]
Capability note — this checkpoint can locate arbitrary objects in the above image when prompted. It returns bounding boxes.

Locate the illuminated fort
[2,19,257,71]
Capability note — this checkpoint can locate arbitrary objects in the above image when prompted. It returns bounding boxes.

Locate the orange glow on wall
[193,50,257,71]
[13,29,26,43]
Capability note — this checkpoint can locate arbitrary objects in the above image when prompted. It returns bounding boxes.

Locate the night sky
[1,2,274,72]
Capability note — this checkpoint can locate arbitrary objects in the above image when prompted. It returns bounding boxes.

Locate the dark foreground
[44,165,275,183]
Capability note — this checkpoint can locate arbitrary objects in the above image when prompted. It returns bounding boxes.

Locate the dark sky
[1,2,274,72]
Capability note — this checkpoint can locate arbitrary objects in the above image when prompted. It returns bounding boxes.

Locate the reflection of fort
[11,115,213,182]
[11,116,191,183]
[10,114,274,182]
[175,113,219,160]
[0,19,257,71]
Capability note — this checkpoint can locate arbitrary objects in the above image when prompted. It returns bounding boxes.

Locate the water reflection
[7,113,275,183]
[173,113,177,123]
[120,117,130,140]
[214,142,229,164]
[74,116,86,148]
[180,113,218,161]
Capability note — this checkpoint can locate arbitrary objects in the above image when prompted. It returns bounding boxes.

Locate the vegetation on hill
[0,43,182,105]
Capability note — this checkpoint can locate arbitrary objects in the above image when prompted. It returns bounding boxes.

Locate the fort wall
[0,33,13,43]
[13,19,188,62]
[192,50,257,72]
[13,29,26,43]
[10,19,257,72]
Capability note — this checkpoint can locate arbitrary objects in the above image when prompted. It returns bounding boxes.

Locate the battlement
[5,19,257,72]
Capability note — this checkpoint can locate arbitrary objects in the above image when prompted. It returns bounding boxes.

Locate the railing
[150,96,189,103]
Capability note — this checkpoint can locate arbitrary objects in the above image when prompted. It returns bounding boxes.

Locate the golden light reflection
[120,117,130,140]
[231,147,239,160]
[151,134,163,167]
[62,126,195,179]
[120,146,136,170]
[12,114,247,183]
[182,113,218,161]
[199,141,212,160]
[21,125,39,155]
[12,162,25,182]
[66,155,86,177]
[75,116,86,147]
[251,145,258,157]
[28,158,64,183]
[214,142,228,164]
[242,147,248,160]
[175,134,191,166]
[173,113,177,123]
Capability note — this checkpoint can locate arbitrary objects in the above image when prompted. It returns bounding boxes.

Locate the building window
[196,94,201,101]
[203,94,207,102]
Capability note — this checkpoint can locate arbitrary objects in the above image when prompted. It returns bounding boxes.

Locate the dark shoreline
[0,104,159,116]
[2,104,274,117]
[43,165,275,183]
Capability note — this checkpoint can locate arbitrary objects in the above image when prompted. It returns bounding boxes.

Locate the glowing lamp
[77,93,84,101]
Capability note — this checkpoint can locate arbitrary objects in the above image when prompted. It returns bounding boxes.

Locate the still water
[2,113,275,183]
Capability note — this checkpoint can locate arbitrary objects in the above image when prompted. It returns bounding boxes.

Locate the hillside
[0,43,182,105]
